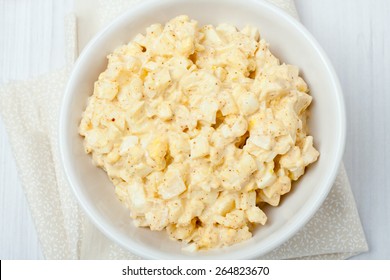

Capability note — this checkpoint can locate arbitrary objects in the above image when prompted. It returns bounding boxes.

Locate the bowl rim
[59,0,346,259]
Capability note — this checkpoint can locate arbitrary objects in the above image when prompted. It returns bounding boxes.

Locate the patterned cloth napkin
[0,0,368,259]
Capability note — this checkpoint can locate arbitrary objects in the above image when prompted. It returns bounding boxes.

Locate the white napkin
[0,0,368,259]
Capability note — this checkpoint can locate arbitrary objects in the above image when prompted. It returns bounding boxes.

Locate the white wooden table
[1,0,389,259]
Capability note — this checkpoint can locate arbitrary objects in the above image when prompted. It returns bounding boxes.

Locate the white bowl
[59,0,345,259]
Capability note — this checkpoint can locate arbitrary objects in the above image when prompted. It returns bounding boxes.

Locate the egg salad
[79,15,319,251]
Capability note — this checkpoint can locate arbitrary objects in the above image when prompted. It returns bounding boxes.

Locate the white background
[0,0,389,259]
